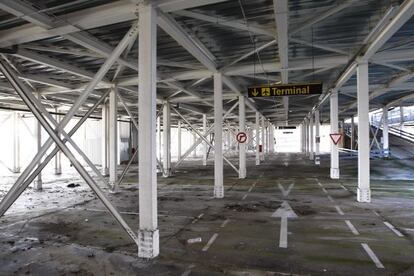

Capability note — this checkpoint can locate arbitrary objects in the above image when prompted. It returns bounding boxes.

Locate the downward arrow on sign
[271,201,298,248]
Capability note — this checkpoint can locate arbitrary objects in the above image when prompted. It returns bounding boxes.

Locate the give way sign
[330,133,342,145]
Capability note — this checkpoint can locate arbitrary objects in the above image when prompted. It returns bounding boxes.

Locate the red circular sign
[236,132,247,143]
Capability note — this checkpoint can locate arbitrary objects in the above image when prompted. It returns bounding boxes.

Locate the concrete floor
[1,153,414,275]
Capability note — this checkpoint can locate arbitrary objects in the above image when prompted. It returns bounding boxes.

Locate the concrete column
[192,131,197,158]
[162,102,171,177]
[260,116,265,161]
[177,120,182,160]
[12,111,20,173]
[157,115,161,162]
[309,113,314,160]
[202,114,207,166]
[226,129,231,151]
[55,108,62,175]
[214,73,224,198]
[266,121,270,154]
[263,124,269,155]
[239,95,246,179]
[131,120,138,162]
[383,106,389,157]
[138,2,159,258]
[255,112,260,165]
[400,105,404,131]
[269,124,274,153]
[101,102,109,175]
[330,91,340,179]
[109,86,118,187]
[34,93,42,190]
[301,123,305,153]
[315,109,321,165]
[357,62,371,203]
[350,116,355,150]
[305,118,309,156]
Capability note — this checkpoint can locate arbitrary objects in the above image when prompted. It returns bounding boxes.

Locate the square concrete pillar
[138,2,159,258]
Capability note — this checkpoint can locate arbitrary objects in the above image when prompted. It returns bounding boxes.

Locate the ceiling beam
[157,11,217,71]
[273,0,289,123]
[341,69,414,112]
[174,10,274,37]
[0,0,231,48]
[314,0,414,112]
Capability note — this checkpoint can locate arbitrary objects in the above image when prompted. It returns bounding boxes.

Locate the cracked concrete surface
[1,153,414,275]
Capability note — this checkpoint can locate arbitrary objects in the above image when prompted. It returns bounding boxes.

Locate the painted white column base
[330,168,340,179]
[55,168,62,175]
[357,188,371,203]
[138,229,159,258]
[315,156,320,165]
[102,168,109,176]
[214,185,224,198]
[203,160,207,166]
[12,167,20,173]
[34,180,42,191]
[162,171,171,178]
[383,149,390,158]
[255,159,260,166]
[309,153,314,160]
[239,168,246,179]
[109,181,118,190]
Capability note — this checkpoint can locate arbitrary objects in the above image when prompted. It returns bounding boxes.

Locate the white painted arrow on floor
[271,201,298,248]
[278,183,294,197]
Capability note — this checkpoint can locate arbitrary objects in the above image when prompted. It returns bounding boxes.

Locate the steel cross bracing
[0,0,413,165]
[172,106,239,174]
[0,21,139,212]
[172,101,239,172]
[0,0,266,126]
[0,58,139,244]
[0,21,141,246]
[309,0,414,121]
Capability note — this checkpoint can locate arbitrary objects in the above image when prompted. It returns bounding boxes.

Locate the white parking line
[361,243,385,269]
[192,213,204,224]
[345,220,360,235]
[322,188,328,194]
[340,184,348,191]
[327,195,334,202]
[181,264,195,276]
[221,219,229,228]
[384,221,404,237]
[202,233,218,251]
[248,186,253,193]
[402,227,414,232]
[335,206,344,215]
[373,210,380,217]
[317,181,323,187]
[242,194,248,200]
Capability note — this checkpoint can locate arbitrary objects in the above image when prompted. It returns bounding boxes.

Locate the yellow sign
[248,82,323,97]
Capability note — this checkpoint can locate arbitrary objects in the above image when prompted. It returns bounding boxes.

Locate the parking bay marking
[384,221,404,237]
[221,219,229,228]
[345,220,360,235]
[361,243,385,269]
[202,233,218,251]
[335,206,345,216]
